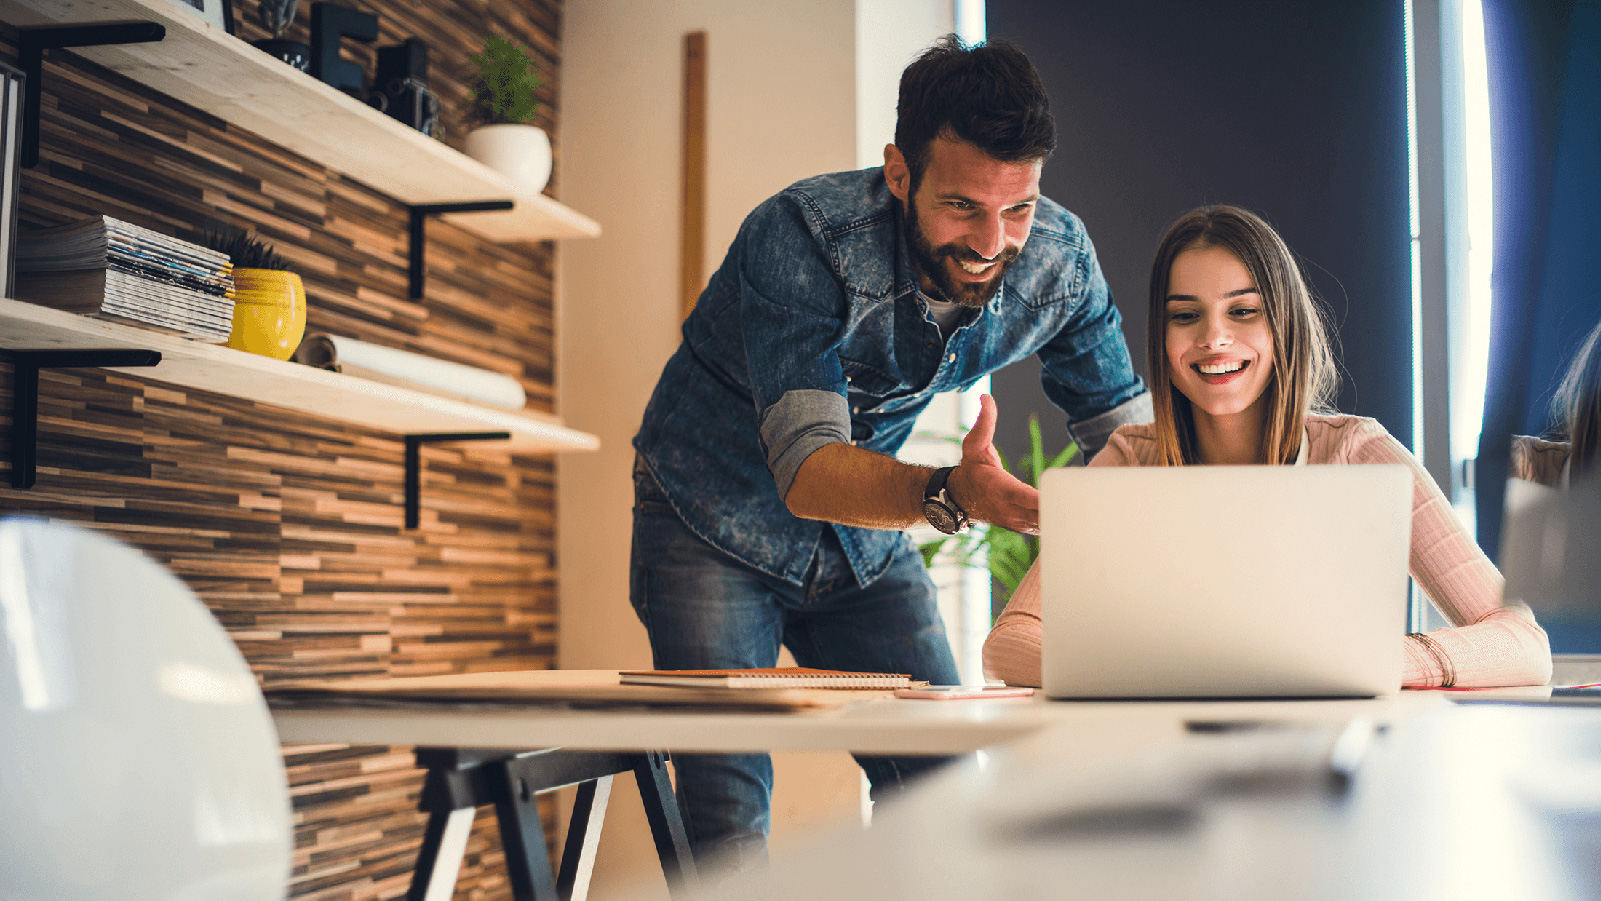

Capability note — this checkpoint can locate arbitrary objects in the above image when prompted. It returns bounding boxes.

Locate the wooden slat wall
[0,2,569,898]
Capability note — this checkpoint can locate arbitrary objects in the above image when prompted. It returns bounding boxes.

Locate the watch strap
[923,466,967,533]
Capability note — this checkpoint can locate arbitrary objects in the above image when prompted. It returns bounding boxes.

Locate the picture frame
[0,61,23,299]
[161,0,235,34]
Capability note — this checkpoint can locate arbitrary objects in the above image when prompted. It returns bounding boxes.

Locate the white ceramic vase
[464,123,553,194]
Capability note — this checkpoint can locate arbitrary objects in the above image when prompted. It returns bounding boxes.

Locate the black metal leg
[406,201,513,299]
[19,23,165,169]
[408,207,427,300]
[402,432,509,529]
[2,349,160,489]
[633,752,699,896]
[9,360,38,489]
[556,774,614,901]
[408,748,696,901]
[404,436,422,528]
[492,758,561,901]
[406,807,477,901]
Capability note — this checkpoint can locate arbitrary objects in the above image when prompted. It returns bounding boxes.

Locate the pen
[1326,717,1376,793]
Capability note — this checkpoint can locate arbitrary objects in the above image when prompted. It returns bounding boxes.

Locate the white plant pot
[464,124,553,194]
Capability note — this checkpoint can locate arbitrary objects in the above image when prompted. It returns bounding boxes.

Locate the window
[1410,0,1494,629]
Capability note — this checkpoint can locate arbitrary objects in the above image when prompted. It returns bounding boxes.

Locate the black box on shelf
[370,39,439,136]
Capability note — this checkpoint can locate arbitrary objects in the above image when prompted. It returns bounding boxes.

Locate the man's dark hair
[894,35,1056,191]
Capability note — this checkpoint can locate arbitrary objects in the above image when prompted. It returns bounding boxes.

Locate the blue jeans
[629,457,962,868]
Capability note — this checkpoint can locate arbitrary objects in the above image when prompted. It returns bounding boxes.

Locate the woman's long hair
[1550,318,1601,476]
[1146,206,1338,466]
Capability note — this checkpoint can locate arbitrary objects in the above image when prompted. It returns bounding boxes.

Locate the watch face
[923,499,960,534]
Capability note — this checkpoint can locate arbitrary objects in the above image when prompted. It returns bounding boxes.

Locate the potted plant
[463,35,551,194]
[205,228,306,361]
[919,415,1079,620]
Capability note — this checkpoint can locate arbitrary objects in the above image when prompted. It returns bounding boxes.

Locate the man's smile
[956,257,998,277]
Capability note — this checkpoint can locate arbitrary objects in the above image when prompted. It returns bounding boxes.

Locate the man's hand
[783,394,1039,533]
[949,394,1039,534]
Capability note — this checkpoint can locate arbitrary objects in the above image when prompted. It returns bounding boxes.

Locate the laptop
[1038,464,1412,699]
[1494,472,1601,703]
[1502,472,1601,628]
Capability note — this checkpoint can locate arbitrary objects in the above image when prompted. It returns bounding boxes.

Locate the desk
[268,678,1462,901]
[275,694,1051,755]
[653,700,1601,901]
[271,678,1437,754]
[271,673,1053,901]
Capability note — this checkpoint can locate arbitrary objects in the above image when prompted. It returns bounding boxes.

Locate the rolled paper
[294,332,528,410]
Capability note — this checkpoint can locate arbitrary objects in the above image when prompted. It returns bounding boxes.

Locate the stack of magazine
[15,215,235,342]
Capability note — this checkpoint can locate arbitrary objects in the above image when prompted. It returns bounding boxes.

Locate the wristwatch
[922,466,969,534]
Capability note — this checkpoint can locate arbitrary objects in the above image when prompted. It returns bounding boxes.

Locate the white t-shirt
[924,295,966,337]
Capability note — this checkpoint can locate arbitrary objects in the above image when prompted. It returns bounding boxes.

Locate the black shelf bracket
[3,349,161,490]
[404,431,510,529]
[407,201,514,299]
[19,22,167,169]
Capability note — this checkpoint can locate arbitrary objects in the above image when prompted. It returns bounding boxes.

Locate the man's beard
[902,199,1021,309]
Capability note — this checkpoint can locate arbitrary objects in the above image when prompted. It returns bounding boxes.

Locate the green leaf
[918,538,946,569]
[991,562,1027,594]
[469,35,542,125]
[1028,415,1046,485]
[1048,441,1080,470]
[981,524,1041,602]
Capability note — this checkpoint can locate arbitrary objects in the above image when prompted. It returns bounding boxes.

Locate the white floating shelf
[0,298,599,453]
[0,0,600,242]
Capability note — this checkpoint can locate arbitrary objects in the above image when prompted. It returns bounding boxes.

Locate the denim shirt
[634,167,1149,588]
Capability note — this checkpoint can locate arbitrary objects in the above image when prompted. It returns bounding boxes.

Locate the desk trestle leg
[412,807,476,901]
[633,752,698,895]
[490,757,562,899]
[555,774,613,901]
[408,748,700,901]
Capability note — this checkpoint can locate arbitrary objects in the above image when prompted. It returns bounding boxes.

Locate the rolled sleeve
[1066,393,1153,459]
[760,389,851,498]
[736,193,857,494]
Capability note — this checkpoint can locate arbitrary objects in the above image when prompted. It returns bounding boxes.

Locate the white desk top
[273,673,1586,901]
[268,670,1587,901]
[269,669,1447,755]
[663,700,1601,901]
[271,693,1053,754]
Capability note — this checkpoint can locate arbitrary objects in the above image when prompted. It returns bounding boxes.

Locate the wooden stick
[681,31,707,322]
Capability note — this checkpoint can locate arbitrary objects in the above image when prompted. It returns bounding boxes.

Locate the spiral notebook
[619,667,916,689]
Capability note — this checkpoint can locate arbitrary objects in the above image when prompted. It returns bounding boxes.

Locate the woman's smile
[1194,357,1250,378]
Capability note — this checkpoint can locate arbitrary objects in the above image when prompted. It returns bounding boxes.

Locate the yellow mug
[227,269,306,360]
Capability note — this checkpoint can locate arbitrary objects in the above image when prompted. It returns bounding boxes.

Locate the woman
[1512,317,1601,487]
[983,205,1552,689]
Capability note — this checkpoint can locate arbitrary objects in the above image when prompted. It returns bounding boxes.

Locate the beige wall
[558,1,869,896]
[556,0,857,670]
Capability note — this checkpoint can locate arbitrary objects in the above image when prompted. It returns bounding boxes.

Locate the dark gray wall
[987,0,1413,463]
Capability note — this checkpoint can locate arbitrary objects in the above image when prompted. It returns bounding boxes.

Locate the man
[630,35,1150,867]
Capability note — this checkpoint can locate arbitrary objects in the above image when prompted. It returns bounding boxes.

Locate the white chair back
[0,517,291,900]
